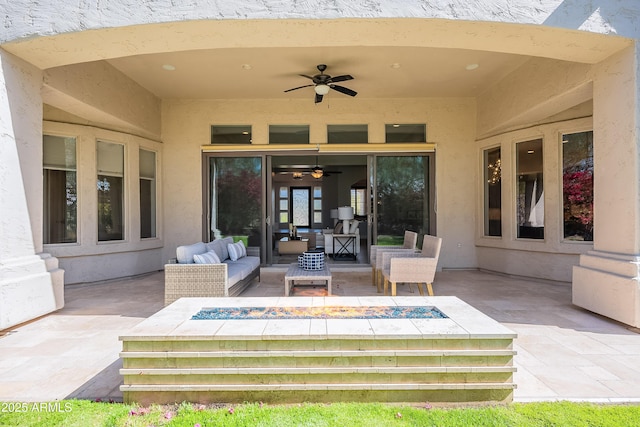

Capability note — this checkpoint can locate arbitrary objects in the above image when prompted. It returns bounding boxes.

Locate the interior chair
[370,230,418,291]
[381,234,442,297]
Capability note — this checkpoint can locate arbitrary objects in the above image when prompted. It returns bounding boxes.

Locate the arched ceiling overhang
[3,18,632,101]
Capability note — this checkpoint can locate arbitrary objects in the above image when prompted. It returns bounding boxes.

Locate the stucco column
[573,45,640,327]
[0,50,64,330]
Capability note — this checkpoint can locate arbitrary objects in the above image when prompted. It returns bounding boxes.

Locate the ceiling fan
[284,64,357,103]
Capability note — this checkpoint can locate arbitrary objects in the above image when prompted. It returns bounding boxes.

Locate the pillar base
[0,253,64,330]
[572,250,640,328]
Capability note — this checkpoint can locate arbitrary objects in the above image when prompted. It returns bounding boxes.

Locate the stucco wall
[0,51,63,328]
[2,0,638,45]
[161,97,478,270]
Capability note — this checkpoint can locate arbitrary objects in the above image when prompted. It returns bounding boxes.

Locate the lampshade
[330,209,339,219]
[338,206,354,220]
[338,206,354,235]
[314,84,330,95]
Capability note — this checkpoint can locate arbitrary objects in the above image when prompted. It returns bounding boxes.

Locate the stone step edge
[119,334,517,341]
[120,349,516,358]
[121,366,516,376]
[121,382,517,392]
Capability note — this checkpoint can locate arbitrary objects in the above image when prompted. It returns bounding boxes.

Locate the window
[385,124,426,143]
[483,147,501,236]
[516,139,544,239]
[97,141,125,241]
[351,188,366,217]
[139,149,156,239]
[328,124,368,144]
[269,125,309,144]
[43,135,77,244]
[279,187,289,223]
[210,125,252,144]
[562,131,593,241]
[313,186,322,224]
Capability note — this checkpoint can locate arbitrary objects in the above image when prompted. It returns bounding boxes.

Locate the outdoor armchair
[370,230,418,291]
[381,234,442,297]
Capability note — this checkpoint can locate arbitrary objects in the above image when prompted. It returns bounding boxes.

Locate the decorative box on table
[298,250,325,270]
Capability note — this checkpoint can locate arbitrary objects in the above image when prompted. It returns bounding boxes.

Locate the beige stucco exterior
[1,1,640,328]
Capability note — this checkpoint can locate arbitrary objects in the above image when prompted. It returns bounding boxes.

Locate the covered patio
[1,268,639,404]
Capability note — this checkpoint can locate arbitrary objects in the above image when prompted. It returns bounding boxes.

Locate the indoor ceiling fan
[284,64,357,103]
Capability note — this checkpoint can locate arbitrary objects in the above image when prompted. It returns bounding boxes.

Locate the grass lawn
[1,400,639,427]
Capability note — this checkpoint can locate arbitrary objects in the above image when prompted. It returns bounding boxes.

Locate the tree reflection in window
[562,131,593,241]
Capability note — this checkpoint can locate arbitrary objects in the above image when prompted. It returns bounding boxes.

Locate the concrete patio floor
[1,266,639,404]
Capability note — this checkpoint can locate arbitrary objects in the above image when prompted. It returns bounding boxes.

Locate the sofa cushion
[206,240,225,262]
[224,261,246,285]
[232,256,260,278]
[193,250,221,264]
[176,242,207,264]
[221,237,234,260]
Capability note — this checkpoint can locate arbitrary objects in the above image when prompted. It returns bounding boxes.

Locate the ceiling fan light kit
[311,166,324,179]
[284,64,357,103]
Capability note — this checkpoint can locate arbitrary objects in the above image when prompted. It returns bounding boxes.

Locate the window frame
[97,139,126,242]
[560,129,594,243]
[43,133,78,245]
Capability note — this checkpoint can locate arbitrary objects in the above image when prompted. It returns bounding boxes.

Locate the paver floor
[0,267,639,403]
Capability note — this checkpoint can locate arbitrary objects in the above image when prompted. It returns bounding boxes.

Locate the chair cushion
[193,250,221,264]
[176,242,207,264]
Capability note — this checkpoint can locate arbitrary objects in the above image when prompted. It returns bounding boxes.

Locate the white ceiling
[106,46,531,100]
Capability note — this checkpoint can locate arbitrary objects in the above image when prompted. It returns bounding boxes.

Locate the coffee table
[284,263,332,296]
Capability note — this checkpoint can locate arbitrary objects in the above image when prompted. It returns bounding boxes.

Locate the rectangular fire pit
[120,296,516,405]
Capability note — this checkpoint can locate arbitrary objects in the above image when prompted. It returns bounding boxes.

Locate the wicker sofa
[164,236,260,305]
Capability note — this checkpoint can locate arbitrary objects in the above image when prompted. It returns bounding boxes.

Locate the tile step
[121,382,517,392]
[120,349,516,358]
[121,366,516,375]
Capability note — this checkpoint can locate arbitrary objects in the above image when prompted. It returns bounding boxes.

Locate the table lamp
[338,206,354,234]
[330,209,339,226]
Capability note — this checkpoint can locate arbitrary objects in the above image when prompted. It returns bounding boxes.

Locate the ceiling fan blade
[330,74,353,83]
[284,84,314,93]
[300,74,316,80]
[315,93,324,104]
[330,85,357,97]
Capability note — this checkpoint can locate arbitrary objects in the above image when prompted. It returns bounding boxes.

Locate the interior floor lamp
[338,206,354,234]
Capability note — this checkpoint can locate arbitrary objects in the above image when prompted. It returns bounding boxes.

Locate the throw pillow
[334,222,343,234]
[237,240,247,257]
[193,250,221,264]
[228,243,239,261]
[349,220,360,234]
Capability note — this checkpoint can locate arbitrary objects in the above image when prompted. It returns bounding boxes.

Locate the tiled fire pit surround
[120,296,516,405]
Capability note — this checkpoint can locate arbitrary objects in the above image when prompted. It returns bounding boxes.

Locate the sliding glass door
[373,155,435,247]
[207,156,263,250]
